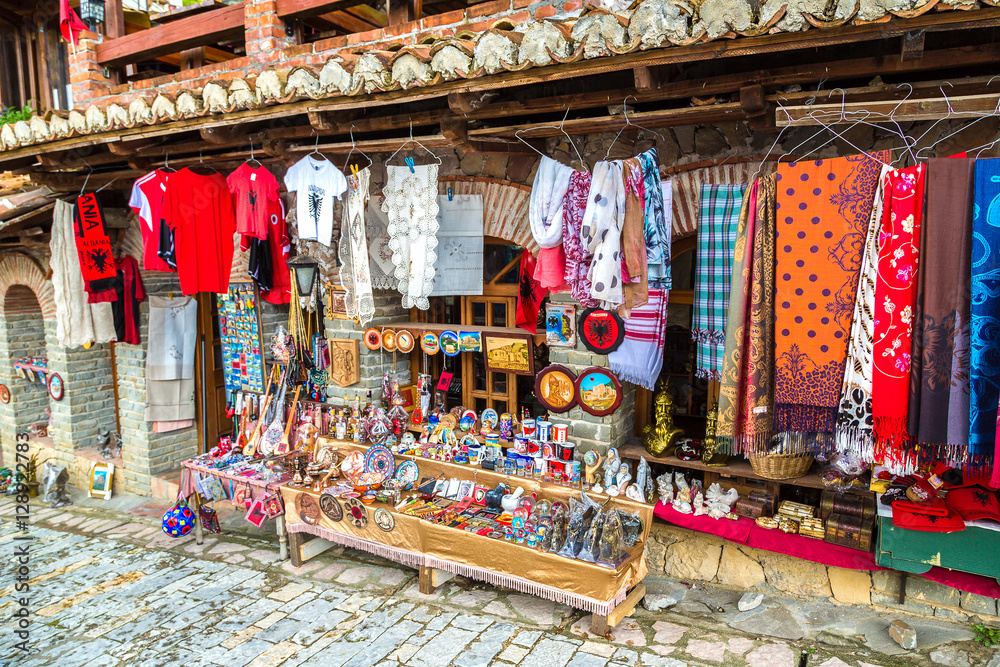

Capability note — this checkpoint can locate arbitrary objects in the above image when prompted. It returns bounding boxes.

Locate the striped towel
[609,288,669,391]
[693,184,746,379]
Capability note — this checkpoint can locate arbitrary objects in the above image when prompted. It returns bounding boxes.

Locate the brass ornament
[642,388,683,457]
[700,403,728,466]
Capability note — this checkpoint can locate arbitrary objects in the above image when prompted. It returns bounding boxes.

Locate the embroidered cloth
[382,164,440,310]
[562,171,597,307]
[340,168,375,326]
[430,194,485,296]
[693,184,745,379]
[872,165,925,465]
[609,288,668,391]
[773,153,888,433]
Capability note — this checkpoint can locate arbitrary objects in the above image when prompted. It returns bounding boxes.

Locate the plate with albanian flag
[578,308,625,354]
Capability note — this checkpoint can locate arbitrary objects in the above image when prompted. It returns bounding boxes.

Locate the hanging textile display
[516,251,546,333]
[716,181,758,452]
[429,194,485,297]
[382,164,440,310]
[228,163,280,241]
[49,200,116,348]
[73,193,118,301]
[164,169,236,296]
[129,169,176,272]
[692,184,745,380]
[365,198,397,290]
[562,171,597,308]
[969,158,1000,467]
[146,295,197,422]
[773,152,888,434]
[110,256,146,346]
[339,168,375,326]
[530,157,574,291]
[284,155,348,246]
[911,158,974,456]
[582,161,626,311]
[835,165,891,457]
[639,149,671,290]
[608,288,668,391]
[243,197,291,305]
[621,158,649,317]
[872,164,925,467]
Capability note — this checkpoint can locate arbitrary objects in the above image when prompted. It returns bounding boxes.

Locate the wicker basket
[748,453,815,480]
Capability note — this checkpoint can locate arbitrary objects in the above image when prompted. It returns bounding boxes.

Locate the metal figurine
[700,403,728,466]
[642,388,683,457]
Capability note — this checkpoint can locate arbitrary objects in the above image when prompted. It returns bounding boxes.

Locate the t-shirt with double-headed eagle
[283,155,347,247]
[227,162,280,241]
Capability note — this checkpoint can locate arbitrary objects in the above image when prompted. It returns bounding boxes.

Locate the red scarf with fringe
[873,165,925,457]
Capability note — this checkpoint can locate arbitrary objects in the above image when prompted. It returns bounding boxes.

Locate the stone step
[151,468,181,501]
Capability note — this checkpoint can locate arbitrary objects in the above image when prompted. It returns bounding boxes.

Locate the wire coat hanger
[916,76,1000,160]
[514,107,588,171]
[387,121,443,166]
[79,162,93,197]
[246,140,262,168]
[604,95,667,161]
[798,89,892,168]
[342,125,373,173]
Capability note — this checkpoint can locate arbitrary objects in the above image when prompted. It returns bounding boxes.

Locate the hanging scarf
[716,181,759,451]
[693,184,745,380]
[50,199,116,348]
[608,288,668,390]
[773,152,888,434]
[835,165,891,457]
[382,164,439,310]
[969,158,1000,463]
[531,157,574,292]
[621,158,648,317]
[872,165,925,468]
[73,193,118,301]
[340,168,375,326]
[582,161,626,311]
[639,150,671,289]
[562,171,597,308]
[516,251,545,333]
[910,158,974,463]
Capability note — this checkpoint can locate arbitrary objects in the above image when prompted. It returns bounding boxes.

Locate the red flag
[60,0,87,47]
[515,251,547,334]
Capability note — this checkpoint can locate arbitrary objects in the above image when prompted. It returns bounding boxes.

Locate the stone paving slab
[0,494,996,667]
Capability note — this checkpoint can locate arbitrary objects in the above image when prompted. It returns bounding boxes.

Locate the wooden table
[181,459,293,560]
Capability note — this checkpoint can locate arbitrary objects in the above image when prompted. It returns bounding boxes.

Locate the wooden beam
[633,66,660,93]
[200,126,247,145]
[901,29,925,62]
[95,3,244,67]
[105,0,126,39]
[387,0,415,26]
[439,117,468,143]
[319,10,377,34]
[276,0,366,20]
[447,91,500,114]
[343,4,388,27]
[739,84,766,117]
[777,92,1000,125]
[107,138,164,155]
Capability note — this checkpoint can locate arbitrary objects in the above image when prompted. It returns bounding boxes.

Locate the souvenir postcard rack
[281,438,654,633]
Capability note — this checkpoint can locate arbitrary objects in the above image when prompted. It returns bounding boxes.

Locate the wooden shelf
[619,440,827,490]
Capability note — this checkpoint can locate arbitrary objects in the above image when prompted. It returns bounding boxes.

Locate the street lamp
[79,0,106,32]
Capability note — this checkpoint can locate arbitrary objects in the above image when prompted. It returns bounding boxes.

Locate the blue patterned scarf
[639,149,671,289]
[969,158,1000,458]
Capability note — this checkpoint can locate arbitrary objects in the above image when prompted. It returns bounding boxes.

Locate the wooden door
[462,295,518,415]
[194,293,229,452]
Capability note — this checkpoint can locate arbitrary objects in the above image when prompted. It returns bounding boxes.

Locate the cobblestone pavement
[1,493,996,667]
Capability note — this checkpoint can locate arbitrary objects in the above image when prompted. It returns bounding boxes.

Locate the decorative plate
[534,365,578,413]
[295,494,321,525]
[364,328,382,351]
[344,497,368,528]
[439,330,460,357]
[381,329,397,352]
[458,331,482,352]
[396,330,415,353]
[0,384,9,404]
[364,444,396,482]
[480,408,499,432]
[341,451,365,477]
[319,494,343,522]
[374,508,395,532]
[395,460,419,487]
[578,309,625,354]
[575,367,624,417]
[47,373,64,402]
[420,332,440,355]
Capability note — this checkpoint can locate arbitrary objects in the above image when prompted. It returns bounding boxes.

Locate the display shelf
[619,440,826,490]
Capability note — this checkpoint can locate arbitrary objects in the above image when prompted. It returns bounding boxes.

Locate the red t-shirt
[129,169,175,272]
[227,163,279,240]
[164,169,236,295]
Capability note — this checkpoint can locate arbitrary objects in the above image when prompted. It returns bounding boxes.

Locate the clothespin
[404,156,415,173]
[447,186,453,201]
[351,163,359,176]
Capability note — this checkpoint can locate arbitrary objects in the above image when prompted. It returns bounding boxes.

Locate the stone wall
[0,314,50,439]
[645,523,1000,623]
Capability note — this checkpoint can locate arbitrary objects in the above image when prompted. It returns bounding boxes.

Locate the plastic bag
[548,502,569,553]
[557,504,594,559]
[818,452,871,492]
[618,508,643,547]
[41,462,71,508]
[579,509,606,563]
[598,509,627,567]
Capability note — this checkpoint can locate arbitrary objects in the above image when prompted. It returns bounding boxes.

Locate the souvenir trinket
[522,418,536,438]
[319,493,343,521]
[295,494,321,525]
[344,497,368,527]
[484,335,534,375]
[459,409,477,432]
[162,499,196,537]
[381,329,397,352]
[575,367,623,417]
[458,331,482,352]
[642,389,684,456]
[420,332,440,355]
[396,330,415,353]
[374,507,395,532]
[364,328,382,350]
[498,413,514,440]
[480,408,499,435]
[364,444,396,482]
[439,330,460,356]
[545,304,577,348]
[552,424,568,443]
[578,308,625,354]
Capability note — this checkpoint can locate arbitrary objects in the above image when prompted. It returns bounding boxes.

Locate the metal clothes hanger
[750,99,797,182]
[604,95,667,161]
[796,89,892,168]
[909,83,955,159]
[342,125,373,174]
[95,176,120,193]
[915,77,1000,160]
[885,84,919,166]
[162,150,176,173]
[246,140,262,169]
[306,130,330,162]
[386,121,443,168]
[514,106,588,171]
[191,149,220,174]
[78,162,93,197]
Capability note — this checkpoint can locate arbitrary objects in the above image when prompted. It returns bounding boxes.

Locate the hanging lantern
[80,0,106,32]
[288,255,319,297]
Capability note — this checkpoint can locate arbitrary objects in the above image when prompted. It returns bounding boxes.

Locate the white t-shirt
[284,155,347,246]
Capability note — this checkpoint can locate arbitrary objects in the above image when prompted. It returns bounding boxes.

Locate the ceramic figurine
[642,388,684,457]
[583,449,602,489]
[656,472,674,505]
[634,457,651,501]
[616,463,631,495]
[602,448,620,490]
[598,510,624,564]
[501,486,524,513]
[498,413,514,440]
